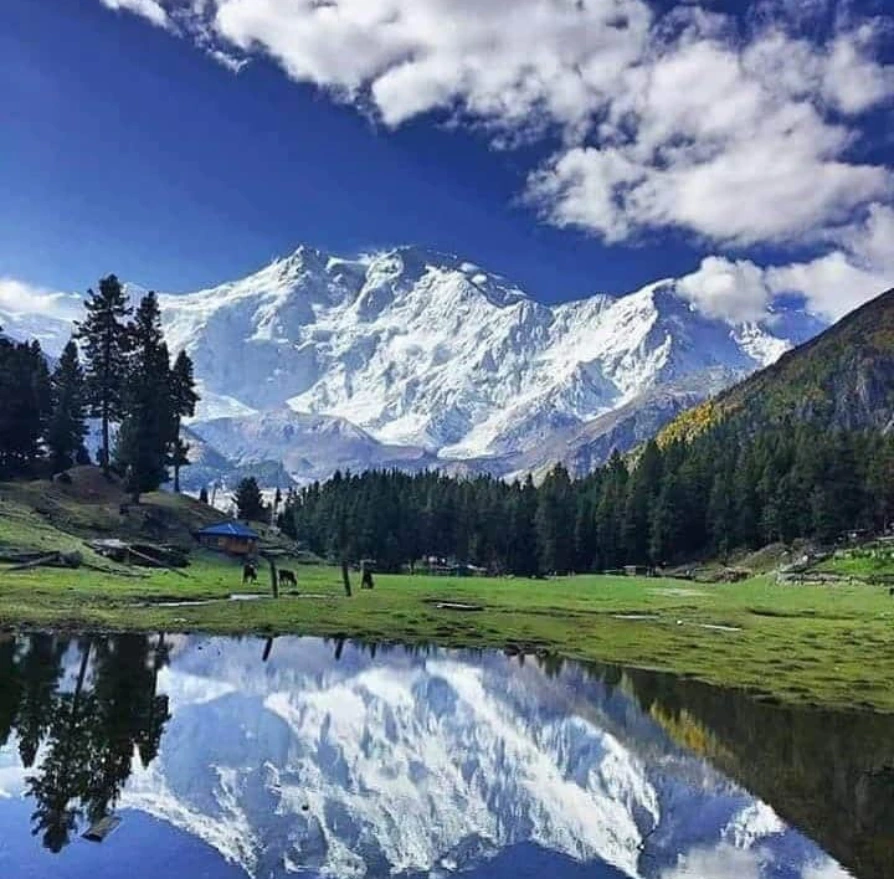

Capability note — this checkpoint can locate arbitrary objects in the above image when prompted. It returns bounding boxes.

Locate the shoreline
[2,559,893,714]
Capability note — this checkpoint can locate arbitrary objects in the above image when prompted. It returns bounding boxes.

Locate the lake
[0,632,890,878]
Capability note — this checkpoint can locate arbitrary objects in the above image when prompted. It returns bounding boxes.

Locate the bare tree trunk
[341,560,352,597]
[173,464,180,494]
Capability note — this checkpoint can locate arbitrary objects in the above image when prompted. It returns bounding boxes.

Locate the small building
[195,522,259,556]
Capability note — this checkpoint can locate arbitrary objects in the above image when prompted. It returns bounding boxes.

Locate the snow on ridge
[2,243,825,475]
[158,249,817,458]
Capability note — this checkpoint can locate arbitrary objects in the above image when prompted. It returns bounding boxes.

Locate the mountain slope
[0,307,72,359]
[191,409,434,481]
[662,287,894,443]
[156,245,822,477]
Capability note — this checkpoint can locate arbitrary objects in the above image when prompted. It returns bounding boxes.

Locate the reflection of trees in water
[576,659,894,879]
[0,633,171,853]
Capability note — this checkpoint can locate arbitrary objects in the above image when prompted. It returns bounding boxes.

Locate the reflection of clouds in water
[802,863,854,879]
[660,845,851,879]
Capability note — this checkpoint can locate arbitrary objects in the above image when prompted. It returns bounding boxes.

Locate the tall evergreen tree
[0,335,51,477]
[76,276,131,474]
[167,350,199,492]
[115,292,171,501]
[235,476,266,521]
[46,340,88,474]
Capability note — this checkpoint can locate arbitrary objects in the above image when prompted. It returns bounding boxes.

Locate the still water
[0,632,890,879]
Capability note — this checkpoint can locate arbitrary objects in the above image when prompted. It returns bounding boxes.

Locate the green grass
[816,552,894,580]
[2,552,893,713]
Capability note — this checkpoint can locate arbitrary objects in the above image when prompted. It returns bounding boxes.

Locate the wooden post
[265,556,279,598]
[341,560,352,597]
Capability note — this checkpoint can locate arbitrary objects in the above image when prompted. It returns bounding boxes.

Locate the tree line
[0,275,198,499]
[280,423,894,574]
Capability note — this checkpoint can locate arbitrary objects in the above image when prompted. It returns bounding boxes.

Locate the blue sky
[1,0,892,319]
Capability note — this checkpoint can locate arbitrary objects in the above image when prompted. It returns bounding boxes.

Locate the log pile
[0,550,83,571]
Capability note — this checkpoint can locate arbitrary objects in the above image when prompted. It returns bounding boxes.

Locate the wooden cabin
[195,522,259,556]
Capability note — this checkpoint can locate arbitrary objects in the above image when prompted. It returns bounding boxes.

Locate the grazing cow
[279,569,297,588]
[242,563,257,585]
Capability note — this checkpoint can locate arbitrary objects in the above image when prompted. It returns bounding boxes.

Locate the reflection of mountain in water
[0,634,883,878]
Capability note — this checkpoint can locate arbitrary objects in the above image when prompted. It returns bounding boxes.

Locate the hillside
[0,466,222,563]
[662,287,894,443]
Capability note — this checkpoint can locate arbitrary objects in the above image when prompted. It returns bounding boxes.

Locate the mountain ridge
[3,244,827,484]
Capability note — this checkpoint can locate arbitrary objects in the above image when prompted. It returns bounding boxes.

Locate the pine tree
[0,335,51,477]
[167,350,199,492]
[76,276,131,474]
[115,293,171,501]
[46,340,88,474]
[167,436,191,494]
[235,476,266,521]
[622,440,662,563]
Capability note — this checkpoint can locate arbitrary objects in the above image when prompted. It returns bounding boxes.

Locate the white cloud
[96,0,894,320]
[208,48,249,73]
[674,202,894,323]
[0,278,83,323]
[142,1,892,250]
[660,845,851,879]
[660,845,766,879]
[678,256,772,323]
[99,0,171,29]
[527,28,892,246]
[766,202,894,319]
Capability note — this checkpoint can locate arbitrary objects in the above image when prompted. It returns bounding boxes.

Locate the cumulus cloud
[766,202,894,319]
[0,278,83,323]
[99,0,171,29]
[675,203,894,322]
[660,845,766,879]
[527,27,892,246]
[660,845,850,879]
[96,0,894,320]
[678,257,772,323]
[97,1,893,246]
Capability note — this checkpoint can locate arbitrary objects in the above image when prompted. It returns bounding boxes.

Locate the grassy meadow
[1,547,893,713]
[2,471,893,713]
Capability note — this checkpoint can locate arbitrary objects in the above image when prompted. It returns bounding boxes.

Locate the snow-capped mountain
[155,245,823,479]
[0,306,72,359]
[4,245,826,482]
